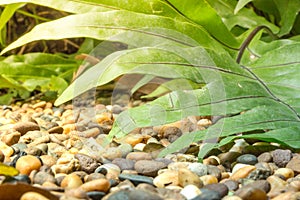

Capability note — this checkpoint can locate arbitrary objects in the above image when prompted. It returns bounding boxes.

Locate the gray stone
[119,173,154,186]
[134,160,167,177]
[191,188,221,200]
[75,153,99,173]
[237,154,258,165]
[188,162,208,177]
[112,158,135,170]
[272,149,292,167]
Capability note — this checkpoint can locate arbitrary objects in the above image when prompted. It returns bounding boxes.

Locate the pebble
[274,168,294,179]
[48,126,64,134]
[51,153,80,174]
[257,152,273,162]
[61,173,83,189]
[191,188,221,200]
[117,143,133,157]
[188,162,208,177]
[119,173,154,186]
[33,171,56,185]
[1,131,21,146]
[95,163,121,180]
[13,121,40,135]
[222,196,242,200]
[203,183,228,197]
[207,165,222,181]
[40,155,57,167]
[134,160,167,176]
[236,154,258,165]
[20,191,50,200]
[286,156,300,173]
[272,149,292,167]
[126,152,152,161]
[103,189,163,200]
[153,170,178,188]
[15,155,42,175]
[235,185,267,200]
[230,165,256,181]
[218,152,241,165]
[102,147,122,160]
[112,158,135,170]
[200,175,218,185]
[178,168,203,188]
[271,191,300,200]
[80,178,110,192]
[75,153,99,173]
[221,180,239,191]
[180,184,201,200]
[243,180,270,193]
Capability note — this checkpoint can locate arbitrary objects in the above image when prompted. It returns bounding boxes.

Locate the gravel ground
[0,100,300,200]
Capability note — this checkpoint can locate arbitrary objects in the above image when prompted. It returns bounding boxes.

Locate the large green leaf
[0,10,223,55]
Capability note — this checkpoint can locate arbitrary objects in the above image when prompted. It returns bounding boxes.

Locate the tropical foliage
[0,0,300,159]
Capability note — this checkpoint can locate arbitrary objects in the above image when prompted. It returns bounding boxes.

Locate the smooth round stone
[275,168,294,179]
[188,162,208,177]
[168,162,190,171]
[75,153,99,173]
[126,152,152,161]
[243,180,270,193]
[221,180,239,191]
[124,134,146,147]
[24,147,43,156]
[77,127,101,138]
[20,191,50,200]
[117,143,133,157]
[13,121,40,135]
[235,185,267,200]
[87,191,106,200]
[222,196,242,200]
[257,152,273,163]
[203,156,220,166]
[104,189,163,200]
[16,155,42,175]
[119,173,154,186]
[267,175,288,196]
[95,163,120,179]
[48,126,64,134]
[236,154,258,165]
[286,156,300,173]
[180,184,201,200]
[112,158,135,170]
[218,152,241,165]
[102,147,122,160]
[156,187,186,200]
[230,165,256,181]
[80,178,110,193]
[134,160,167,177]
[200,175,218,185]
[203,183,228,198]
[61,173,83,189]
[153,170,178,188]
[207,165,222,181]
[190,188,221,200]
[272,149,292,167]
[85,173,106,182]
[33,171,56,185]
[0,141,14,158]
[178,168,203,188]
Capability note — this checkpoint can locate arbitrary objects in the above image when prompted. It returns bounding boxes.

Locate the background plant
[0,0,299,159]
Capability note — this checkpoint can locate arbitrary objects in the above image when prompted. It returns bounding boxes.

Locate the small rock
[221,180,239,191]
[87,191,106,200]
[218,152,241,165]
[103,189,163,200]
[274,168,294,179]
[221,195,242,200]
[78,127,101,138]
[80,178,110,192]
[102,147,122,160]
[75,153,99,173]
[33,171,56,185]
[188,162,208,177]
[119,173,154,186]
[117,143,133,157]
[95,163,121,179]
[1,131,21,146]
[61,173,83,189]
[85,173,106,182]
[230,165,256,181]
[191,188,221,200]
[178,168,203,188]
[235,185,267,200]
[272,149,292,167]
[207,165,222,181]
[236,154,258,165]
[40,155,57,167]
[112,158,135,170]
[271,191,300,200]
[257,152,273,163]
[153,170,178,188]
[286,156,300,173]
[20,191,50,200]
[203,183,228,198]
[267,175,288,197]
[48,126,64,134]
[51,153,80,174]
[180,184,201,200]
[16,155,42,175]
[200,175,218,185]
[134,160,167,176]
[244,180,270,193]
[14,122,40,135]
[126,152,152,161]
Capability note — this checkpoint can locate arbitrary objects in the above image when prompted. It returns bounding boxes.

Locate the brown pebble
[32,101,47,109]
[222,196,242,200]
[80,178,110,192]
[235,185,267,200]
[1,131,21,146]
[286,156,300,173]
[14,121,40,135]
[230,165,256,181]
[16,155,42,175]
[203,183,228,197]
[199,175,218,185]
[153,170,179,188]
[222,179,239,191]
[272,191,300,200]
[126,152,152,161]
[20,191,50,200]
[178,168,203,188]
[48,126,64,134]
[40,155,57,167]
[61,173,83,189]
[244,180,270,193]
[274,168,294,179]
[134,160,167,177]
